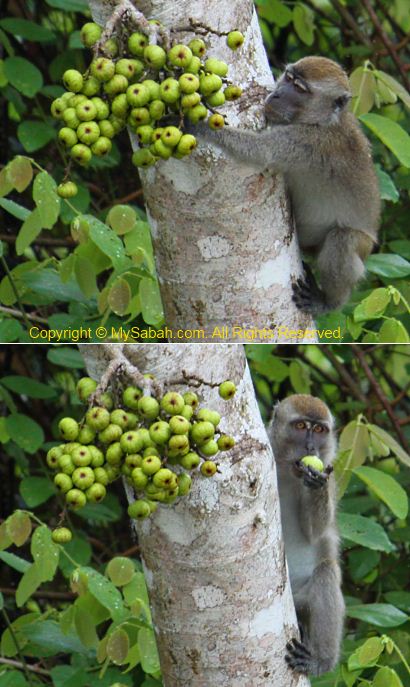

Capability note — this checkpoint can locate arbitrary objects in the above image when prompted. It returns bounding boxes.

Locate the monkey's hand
[294,460,333,489]
[285,637,311,674]
[292,262,328,315]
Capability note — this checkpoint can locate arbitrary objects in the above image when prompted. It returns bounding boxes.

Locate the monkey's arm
[196,123,320,172]
[296,466,337,541]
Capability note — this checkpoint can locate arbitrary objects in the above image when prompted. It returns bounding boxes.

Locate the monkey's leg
[293,228,374,315]
[286,561,344,676]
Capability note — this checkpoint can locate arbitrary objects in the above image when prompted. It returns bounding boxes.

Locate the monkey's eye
[294,421,306,430]
[294,79,308,93]
[313,425,325,433]
[285,71,294,82]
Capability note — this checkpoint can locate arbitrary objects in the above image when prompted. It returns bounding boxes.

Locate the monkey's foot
[292,263,328,315]
[295,460,332,489]
[285,638,311,674]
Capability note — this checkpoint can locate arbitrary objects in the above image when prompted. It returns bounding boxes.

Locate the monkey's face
[265,57,351,126]
[289,418,331,459]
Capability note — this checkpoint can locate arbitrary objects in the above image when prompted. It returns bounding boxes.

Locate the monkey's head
[270,394,336,465]
[265,56,351,126]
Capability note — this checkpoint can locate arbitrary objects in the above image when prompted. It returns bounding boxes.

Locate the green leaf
[139,277,164,325]
[33,171,60,228]
[81,567,126,622]
[74,256,98,298]
[0,521,12,550]
[47,347,84,369]
[50,665,87,687]
[0,591,3,610]
[45,0,89,10]
[138,628,160,674]
[21,269,88,303]
[3,57,43,97]
[293,3,315,46]
[338,512,394,552]
[367,424,410,468]
[21,619,88,654]
[376,166,399,202]
[6,511,32,547]
[107,628,130,664]
[1,375,57,399]
[0,18,55,42]
[31,525,59,582]
[7,156,33,192]
[88,216,130,271]
[374,70,410,109]
[334,420,369,497]
[15,208,43,255]
[0,197,30,221]
[60,187,90,224]
[374,667,403,687]
[348,636,384,670]
[350,66,376,116]
[5,413,44,454]
[74,599,99,648]
[360,113,410,167]
[0,669,28,687]
[18,121,56,153]
[384,591,410,613]
[346,603,408,628]
[107,205,137,235]
[58,535,92,578]
[20,477,56,507]
[379,319,409,344]
[16,563,42,607]
[108,278,131,316]
[0,551,31,573]
[106,557,135,587]
[353,466,408,519]
[0,167,14,197]
[257,0,293,27]
[353,287,391,322]
[0,318,24,343]
[366,254,410,279]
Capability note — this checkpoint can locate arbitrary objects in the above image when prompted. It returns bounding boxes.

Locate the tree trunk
[80,343,310,687]
[88,0,315,342]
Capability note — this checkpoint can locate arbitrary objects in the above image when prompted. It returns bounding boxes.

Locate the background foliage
[0,343,409,687]
[0,0,409,342]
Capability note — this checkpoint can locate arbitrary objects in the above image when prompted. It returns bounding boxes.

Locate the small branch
[0,233,75,248]
[0,306,49,325]
[361,0,410,91]
[0,657,50,677]
[320,348,368,403]
[351,345,410,452]
[1,609,35,687]
[0,257,31,331]
[112,188,144,205]
[328,0,371,45]
[0,586,75,601]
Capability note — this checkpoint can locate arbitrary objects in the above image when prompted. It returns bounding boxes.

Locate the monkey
[196,56,381,315]
[267,394,345,676]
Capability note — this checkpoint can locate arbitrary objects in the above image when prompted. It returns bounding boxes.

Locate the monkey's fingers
[285,638,312,673]
[303,467,329,489]
[292,270,327,314]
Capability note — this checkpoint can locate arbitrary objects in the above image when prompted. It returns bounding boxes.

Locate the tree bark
[88,0,315,342]
[80,343,310,687]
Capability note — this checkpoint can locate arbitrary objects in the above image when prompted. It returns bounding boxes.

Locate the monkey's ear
[333,93,351,111]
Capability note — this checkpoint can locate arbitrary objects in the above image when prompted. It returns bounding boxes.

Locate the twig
[328,0,371,45]
[112,188,144,205]
[320,348,368,403]
[119,543,140,556]
[0,586,75,600]
[0,306,49,325]
[374,0,408,40]
[0,233,75,247]
[361,0,410,91]
[351,345,410,452]
[1,609,35,687]
[0,657,50,677]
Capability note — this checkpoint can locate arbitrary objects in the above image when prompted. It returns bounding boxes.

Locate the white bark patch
[254,255,292,288]
[249,596,285,638]
[160,157,205,195]
[192,585,226,609]
[197,236,232,260]
[155,508,199,546]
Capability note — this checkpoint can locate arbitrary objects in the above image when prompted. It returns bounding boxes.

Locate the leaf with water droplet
[106,557,135,587]
[81,566,126,622]
[31,524,59,582]
[107,204,136,235]
[107,628,130,664]
[138,628,160,674]
[33,171,60,228]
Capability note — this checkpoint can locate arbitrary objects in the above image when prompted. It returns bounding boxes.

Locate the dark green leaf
[21,619,88,654]
[1,375,57,399]
[0,319,24,343]
[293,3,314,46]
[0,19,55,42]
[58,535,92,577]
[360,113,410,167]
[20,477,55,507]
[87,216,130,271]
[353,466,408,519]
[384,591,410,613]
[0,551,31,573]
[45,0,89,10]
[346,603,408,628]
[18,121,56,153]
[0,197,30,221]
[376,166,399,202]
[338,512,394,552]
[3,57,43,97]
[366,254,410,279]
[21,269,89,303]
[81,567,126,622]
[47,347,84,369]
[74,256,98,298]
[5,413,44,454]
